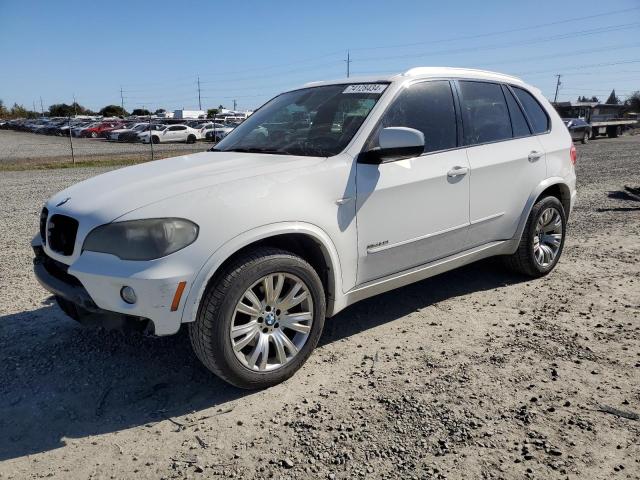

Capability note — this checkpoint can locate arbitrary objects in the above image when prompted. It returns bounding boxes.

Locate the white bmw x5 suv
[33,67,576,389]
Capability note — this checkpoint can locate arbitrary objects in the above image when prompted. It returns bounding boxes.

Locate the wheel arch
[511,178,572,251]
[181,223,343,325]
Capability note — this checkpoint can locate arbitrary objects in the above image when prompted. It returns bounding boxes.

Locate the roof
[303,66,525,88]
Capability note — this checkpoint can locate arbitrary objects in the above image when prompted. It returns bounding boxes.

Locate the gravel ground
[0,137,639,479]
[0,130,209,165]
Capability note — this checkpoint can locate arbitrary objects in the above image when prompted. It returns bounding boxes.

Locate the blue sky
[0,0,639,113]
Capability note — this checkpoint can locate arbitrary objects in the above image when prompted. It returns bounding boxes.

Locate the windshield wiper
[213,147,294,155]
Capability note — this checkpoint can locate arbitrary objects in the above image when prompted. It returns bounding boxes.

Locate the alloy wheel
[230,273,314,372]
[533,207,563,267]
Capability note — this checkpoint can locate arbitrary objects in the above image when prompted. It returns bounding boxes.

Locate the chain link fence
[0,118,212,168]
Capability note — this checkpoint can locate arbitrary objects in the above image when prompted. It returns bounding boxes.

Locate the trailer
[553,101,637,139]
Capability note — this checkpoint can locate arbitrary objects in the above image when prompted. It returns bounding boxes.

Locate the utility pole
[73,94,77,116]
[233,99,237,111]
[39,97,44,116]
[197,76,202,111]
[120,86,125,112]
[345,50,351,78]
[553,74,562,103]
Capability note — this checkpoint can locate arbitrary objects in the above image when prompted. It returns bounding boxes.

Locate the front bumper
[32,238,193,336]
[33,244,99,312]
[33,244,154,333]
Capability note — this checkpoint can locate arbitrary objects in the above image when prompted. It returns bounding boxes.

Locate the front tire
[151,135,160,144]
[504,196,566,277]
[189,247,326,389]
[186,134,196,144]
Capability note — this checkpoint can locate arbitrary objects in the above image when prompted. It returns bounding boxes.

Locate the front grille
[39,207,49,243]
[47,214,79,256]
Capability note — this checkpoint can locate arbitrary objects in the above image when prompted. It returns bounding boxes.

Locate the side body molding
[180,222,344,324]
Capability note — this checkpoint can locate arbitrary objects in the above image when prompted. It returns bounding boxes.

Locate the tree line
[0,100,229,119]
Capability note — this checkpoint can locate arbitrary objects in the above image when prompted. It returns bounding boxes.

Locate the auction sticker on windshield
[343,84,387,94]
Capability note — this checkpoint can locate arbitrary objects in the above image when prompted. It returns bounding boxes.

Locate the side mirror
[359,127,425,164]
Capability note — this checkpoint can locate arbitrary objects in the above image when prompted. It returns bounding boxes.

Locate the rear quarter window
[512,86,550,134]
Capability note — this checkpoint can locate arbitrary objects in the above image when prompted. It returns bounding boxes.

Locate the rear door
[457,80,547,247]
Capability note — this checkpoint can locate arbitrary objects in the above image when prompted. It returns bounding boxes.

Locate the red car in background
[81,121,124,138]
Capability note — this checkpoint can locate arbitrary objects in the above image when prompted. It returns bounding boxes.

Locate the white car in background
[139,124,200,144]
[201,122,234,141]
[107,123,148,141]
[33,67,576,389]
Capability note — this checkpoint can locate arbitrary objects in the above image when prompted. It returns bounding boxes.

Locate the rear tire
[189,247,326,389]
[503,196,566,278]
[186,134,196,144]
[90,131,98,138]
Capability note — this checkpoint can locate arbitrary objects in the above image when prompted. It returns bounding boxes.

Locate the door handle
[528,150,543,162]
[447,166,469,178]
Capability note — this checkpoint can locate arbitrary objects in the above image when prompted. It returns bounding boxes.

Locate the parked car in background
[59,120,91,137]
[139,124,200,144]
[106,123,148,141]
[81,121,124,138]
[40,119,68,136]
[562,118,592,144]
[72,122,99,137]
[119,123,165,142]
[32,67,576,389]
[203,123,234,141]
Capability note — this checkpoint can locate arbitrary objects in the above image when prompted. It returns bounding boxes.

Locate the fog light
[120,286,137,304]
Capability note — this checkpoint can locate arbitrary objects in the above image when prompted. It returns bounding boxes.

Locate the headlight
[83,218,199,260]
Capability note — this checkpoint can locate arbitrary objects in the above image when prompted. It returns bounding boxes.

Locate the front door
[356,80,470,284]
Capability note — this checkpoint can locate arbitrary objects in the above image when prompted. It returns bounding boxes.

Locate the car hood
[47,151,324,223]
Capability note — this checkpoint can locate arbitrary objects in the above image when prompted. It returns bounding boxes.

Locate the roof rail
[403,67,523,83]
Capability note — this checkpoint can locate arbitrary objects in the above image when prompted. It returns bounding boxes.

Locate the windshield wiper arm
[217,147,293,155]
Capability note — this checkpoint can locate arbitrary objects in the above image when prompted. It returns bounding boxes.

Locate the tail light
[570,144,577,165]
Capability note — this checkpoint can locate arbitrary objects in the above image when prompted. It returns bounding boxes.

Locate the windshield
[214,83,388,156]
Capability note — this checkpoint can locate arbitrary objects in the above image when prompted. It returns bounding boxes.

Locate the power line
[517,59,640,77]
[353,22,640,64]
[348,6,640,53]
[117,5,640,87]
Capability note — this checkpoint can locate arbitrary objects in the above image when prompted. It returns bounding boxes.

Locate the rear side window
[502,86,531,137]
[459,81,512,145]
[512,87,549,134]
[375,80,457,153]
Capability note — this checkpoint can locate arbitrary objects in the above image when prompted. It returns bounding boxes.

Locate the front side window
[214,84,386,157]
[512,86,550,134]
[369,80,457,154]
[459,81,512,145]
